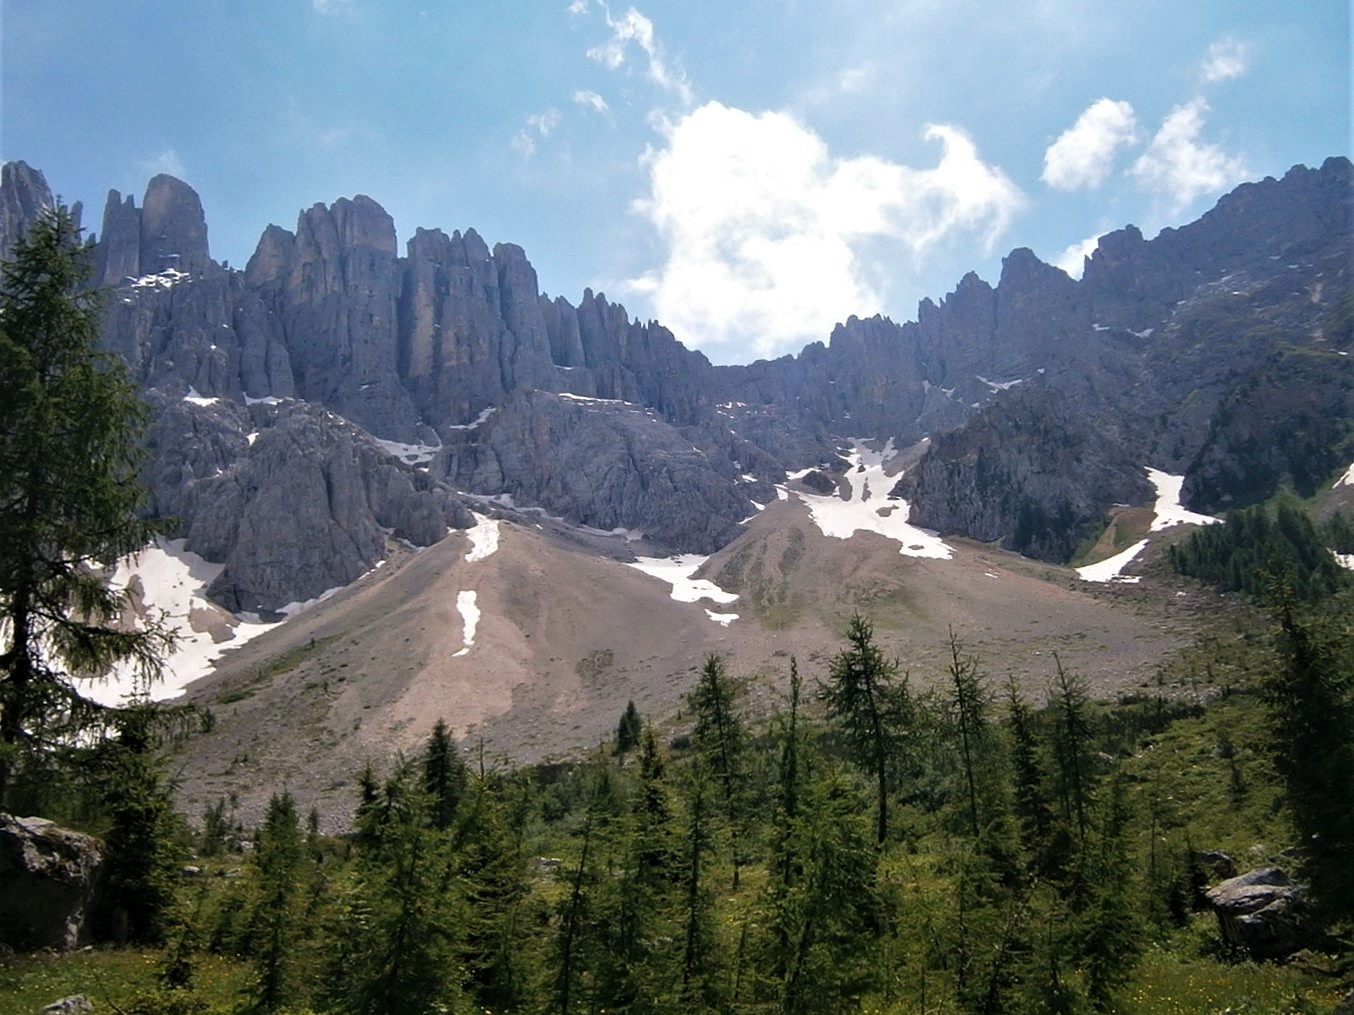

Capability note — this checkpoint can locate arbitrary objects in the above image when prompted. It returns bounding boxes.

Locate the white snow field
[627,554,741,625]
[790,441,953,559]
[452,590,480,658]
[85,540,276,706]
[1078,468,1220,582]
[449,512,502,657]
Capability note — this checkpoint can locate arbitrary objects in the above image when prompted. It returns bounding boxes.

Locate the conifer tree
[615,698,643,754]
[247,791,307,1013]
[689,653,749,888]
[1266,591,1354,924]
[0,204,172,804]
[423,717,467,831]
[818,613,914,845]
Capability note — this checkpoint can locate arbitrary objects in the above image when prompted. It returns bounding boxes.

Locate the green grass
[0,948,252,1014]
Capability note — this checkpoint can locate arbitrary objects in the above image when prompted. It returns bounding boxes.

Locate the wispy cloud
[1200,37,1250,83]
[138,148,187,180]
[312,0,354,15]
[587,6,693,106]
[1130,97,1247,211]
[567,0,588,13]
[572,89,610,116]
[627,102,1023,361]
[1041,99,1138,191]
[512,109,563,160]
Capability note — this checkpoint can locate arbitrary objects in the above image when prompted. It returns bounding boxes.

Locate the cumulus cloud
[587,6,693,105]
[627,102,1023,361]
[1200,37,1250,83]
[1041,99,1138,191]
[1130,98,1247,210]
[1051,233,1102,279]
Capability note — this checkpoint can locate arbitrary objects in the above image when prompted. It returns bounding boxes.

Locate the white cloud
[1051,233,1102,279]
[138,148,187,180]
[627,102,1023,362]
[1200,37,1250,83]
[513,109,563,159]
[572,89,610,115]
[312,0,353,14]
[1041,99,1137,191]
[587,6,693,106]
[567,0,588,13]
[1130,98,1247,210]
[527,109,563,136]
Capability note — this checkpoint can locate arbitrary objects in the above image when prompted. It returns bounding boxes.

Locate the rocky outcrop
[437,390,755,552]
[139,174,212,275]
[1205,867,1310,960]
[0,815,105,951]
[141,394,472,613]
[0,160,54,261]
[898,385,1153,562]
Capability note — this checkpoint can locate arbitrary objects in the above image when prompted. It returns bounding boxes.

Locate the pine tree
[818,613,914,845]
[0,205,172,803]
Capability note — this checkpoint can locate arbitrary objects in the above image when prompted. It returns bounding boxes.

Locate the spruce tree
[0,204,171,803]
[247,791,307,1013]
[423,717,467,830]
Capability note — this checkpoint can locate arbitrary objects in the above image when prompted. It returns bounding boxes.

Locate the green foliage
[1170,498,1350,603]
[688,653,750,888]
[423,717,467,831]
[0,204,173,803]
[1264,591,1354,926]
[91,704,184,946]
[615,698,643,754]
[818,612,916,844]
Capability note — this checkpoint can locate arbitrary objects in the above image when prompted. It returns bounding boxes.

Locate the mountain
[2,159,1348,608]
[1,156,1351,824]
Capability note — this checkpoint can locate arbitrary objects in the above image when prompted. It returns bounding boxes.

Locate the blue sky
[2,0,1348,364]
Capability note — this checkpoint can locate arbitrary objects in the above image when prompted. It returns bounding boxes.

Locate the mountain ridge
[0,156,1349,607]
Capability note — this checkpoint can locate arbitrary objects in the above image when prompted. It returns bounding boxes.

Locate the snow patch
[1337,462,1354,487]
[127,267,190,291]
[1335,553,1354,572]
[1146,469,1221,530]
[452,590,480,657]
[705,610,739,626]
[444,406,498,431]
[975,375,1025,392]
[376,437,440,465]
[464,513,500,562]
[792,441,952,559]
[85,540,276,706]
[183,387,219,407]
[244,394,283,406]
[1076,540,1148,583]
[628,554,739,608]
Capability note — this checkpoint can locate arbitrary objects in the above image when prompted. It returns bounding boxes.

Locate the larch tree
[0,204,171,804]
[818,613,914,845]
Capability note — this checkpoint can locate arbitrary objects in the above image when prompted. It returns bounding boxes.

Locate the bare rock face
[94,190,142,285]
[174,399,473,613]
[139,174,212,276]
[0,161,53,262]
[898,384,1153,563]
[439,390,753,553]
[1205,867,1310,960]
[0,815,105,951]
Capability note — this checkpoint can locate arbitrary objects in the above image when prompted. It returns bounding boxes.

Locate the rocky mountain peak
[139,174,212,275]
[0,160,53,261]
